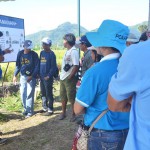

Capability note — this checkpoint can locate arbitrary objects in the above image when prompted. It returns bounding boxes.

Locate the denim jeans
[20,76,36,116]
[88,129,128,150]
[40,78,54,110]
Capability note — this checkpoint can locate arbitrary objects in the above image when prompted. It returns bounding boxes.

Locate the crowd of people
[0,18,150,149]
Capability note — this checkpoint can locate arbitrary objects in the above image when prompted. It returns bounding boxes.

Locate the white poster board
[0,15,24,62]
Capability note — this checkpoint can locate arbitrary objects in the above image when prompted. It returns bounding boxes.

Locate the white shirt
[60,46,79,80]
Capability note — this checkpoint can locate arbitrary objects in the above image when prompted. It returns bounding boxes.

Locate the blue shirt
[14,50,39,78]
[40,50,57,78]
[109,40,150,150]
[76,55,129,130]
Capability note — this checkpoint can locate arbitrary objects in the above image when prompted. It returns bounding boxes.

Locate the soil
[0,102,78,150]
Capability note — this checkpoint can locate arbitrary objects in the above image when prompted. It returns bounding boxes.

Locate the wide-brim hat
[86,19,129,54]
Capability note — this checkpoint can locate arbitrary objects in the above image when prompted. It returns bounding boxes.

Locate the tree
[138,25,147,33]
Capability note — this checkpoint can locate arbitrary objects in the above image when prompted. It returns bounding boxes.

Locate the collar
[84,49,90,56]
[100,53,121,62]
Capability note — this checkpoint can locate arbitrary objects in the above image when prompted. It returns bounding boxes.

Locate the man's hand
[0,55,4,62]
[13,76,17,85]
[27,76,32,82]
[44,76,49,81]
[4,48,12,54]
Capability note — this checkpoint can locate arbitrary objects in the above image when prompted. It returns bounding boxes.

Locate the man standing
[76,35,93,77]
[13,40,39,118]
[107,39,150,149]
[59,33,79,121]
[39,37,57,116]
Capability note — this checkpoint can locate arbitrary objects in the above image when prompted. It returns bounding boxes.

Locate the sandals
[59,113,66,120]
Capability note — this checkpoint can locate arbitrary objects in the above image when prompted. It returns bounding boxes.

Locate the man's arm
[107,92,132,112]
[68,65,79,79]
[74,101,85,115]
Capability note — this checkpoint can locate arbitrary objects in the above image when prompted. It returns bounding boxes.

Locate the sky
[0,0,149,35]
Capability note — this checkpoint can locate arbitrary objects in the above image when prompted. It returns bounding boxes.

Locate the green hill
[26,21,148,48]
[26,22,88,48]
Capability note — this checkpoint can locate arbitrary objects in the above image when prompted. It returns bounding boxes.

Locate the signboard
[0,15,24,62]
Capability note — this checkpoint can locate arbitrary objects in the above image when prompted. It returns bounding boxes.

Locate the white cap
[41,37,52,45]
[127,29,140,42]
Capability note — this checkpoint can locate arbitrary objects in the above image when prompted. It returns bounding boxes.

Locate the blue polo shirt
[76,54,129,130]
[109,40,150,150]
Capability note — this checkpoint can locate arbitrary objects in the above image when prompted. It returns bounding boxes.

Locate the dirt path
[0,102,77,150]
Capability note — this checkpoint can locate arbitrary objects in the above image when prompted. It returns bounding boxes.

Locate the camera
[63,64,72,72]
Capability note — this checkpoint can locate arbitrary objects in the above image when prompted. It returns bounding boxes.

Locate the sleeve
[76,69,98,107]
[109,53,139,101]
[48,52,57,78]
[32,52,39,78]
[14,51,22,76]
[71,50,79,66]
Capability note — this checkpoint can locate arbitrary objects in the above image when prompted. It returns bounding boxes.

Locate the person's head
[126,29,140,46]
[23,40,33,52]
[86,19,129,56]
[63,33,76,49]
[139,31,148,42]
[41,37,52,51]
[76,35,92,52]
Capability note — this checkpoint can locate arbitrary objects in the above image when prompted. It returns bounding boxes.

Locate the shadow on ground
[0,103,81,150]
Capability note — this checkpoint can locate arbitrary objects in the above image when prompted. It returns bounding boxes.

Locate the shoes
[43,112,53,116]
[22,111,27,116]
[0,138,7,145]
[43,109,53,116]
[25,114,32,119]
[39,108,47,113]
[70,115,76,122]
[59,113,66,120]
[43,108,47,112]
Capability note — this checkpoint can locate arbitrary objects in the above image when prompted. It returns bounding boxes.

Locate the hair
[111,47,120,53]
[63,33,76,46]
[139,31,148,41]
[91,49,102,62]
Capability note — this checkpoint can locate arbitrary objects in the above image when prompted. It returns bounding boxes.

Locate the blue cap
[23,40,33,49]
[79,35,92,47]
[86,19,129,54]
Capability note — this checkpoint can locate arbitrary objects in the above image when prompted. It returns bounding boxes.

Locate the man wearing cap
[126,29,140,46]
[39,37,57,116]
[59,33,79,121]
[74,20,129,150]
[77,35,94,77]
[0,31,13,145]
[13,40,39,118]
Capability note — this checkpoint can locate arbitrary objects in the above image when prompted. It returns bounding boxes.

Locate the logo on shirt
[21,58,30,65]
[41,57,47,63]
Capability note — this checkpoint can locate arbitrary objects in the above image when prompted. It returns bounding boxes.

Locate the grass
[0,80,77,150]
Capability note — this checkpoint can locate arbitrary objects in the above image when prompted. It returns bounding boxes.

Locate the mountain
[26,21,148,48]
[26,22,88,47]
